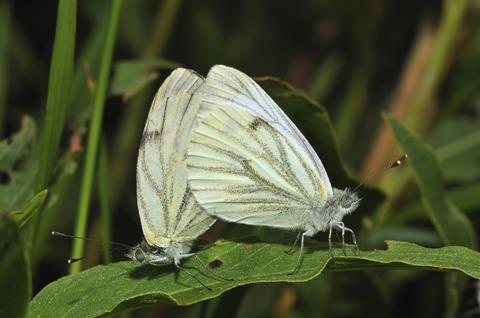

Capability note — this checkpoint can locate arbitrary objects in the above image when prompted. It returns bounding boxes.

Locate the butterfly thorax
[305,188,360,233]
[126,240,193,266]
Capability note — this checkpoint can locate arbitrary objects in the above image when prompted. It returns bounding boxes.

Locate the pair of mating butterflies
[127,65,361,278]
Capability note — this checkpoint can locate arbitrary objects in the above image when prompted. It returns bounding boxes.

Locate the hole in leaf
[208,259,223,269]
[244,243,254,251]
[0,170,11,185]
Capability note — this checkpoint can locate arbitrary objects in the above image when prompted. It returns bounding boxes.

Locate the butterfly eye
[134,249,145,262]
[341,199,351,209]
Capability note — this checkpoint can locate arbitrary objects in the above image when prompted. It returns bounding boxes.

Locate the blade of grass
[307,54,341,102]
[31,3,109,267]
[0,1,11,137]
[363,0,470,193]
[405,0,470,130]
[70,0,122,274]
[97,136,111,264]
[31,0,76,255]
[334,65,367,150]
[386,116,476,248]
[361,20,436,179]
[391,183,480,224]
[36,0,76,190]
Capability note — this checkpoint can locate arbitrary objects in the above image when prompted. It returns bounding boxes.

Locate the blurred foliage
[0,0,479,317]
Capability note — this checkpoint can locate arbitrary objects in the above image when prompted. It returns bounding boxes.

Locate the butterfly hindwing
[136,68,215,248]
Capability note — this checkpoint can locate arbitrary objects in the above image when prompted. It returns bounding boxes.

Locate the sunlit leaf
[28,240,480,318]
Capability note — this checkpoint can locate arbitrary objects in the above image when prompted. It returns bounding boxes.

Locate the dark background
[2,1,480,317]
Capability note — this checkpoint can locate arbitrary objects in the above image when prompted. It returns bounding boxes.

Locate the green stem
[98,136,112,264]
[70,0,122,274]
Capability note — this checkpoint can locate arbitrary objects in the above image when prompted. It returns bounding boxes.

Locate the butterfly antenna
[51,231,131,249]
[352,154,408,193]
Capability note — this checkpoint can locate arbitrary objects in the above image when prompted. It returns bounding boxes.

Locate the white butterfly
[127,68,217,286]
[186,65,361,272]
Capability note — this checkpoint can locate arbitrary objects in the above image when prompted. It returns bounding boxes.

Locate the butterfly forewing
[187,102,325,230]
[201,65,333,198]
[137,69,215,248]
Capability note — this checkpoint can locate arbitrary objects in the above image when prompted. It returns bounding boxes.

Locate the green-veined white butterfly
[127,68,218,287]
[186,65,361,273]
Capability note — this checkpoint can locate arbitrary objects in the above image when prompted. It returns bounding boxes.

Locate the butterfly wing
[201,65,333,198]
[187,100,328,230]
[137,68,215,248]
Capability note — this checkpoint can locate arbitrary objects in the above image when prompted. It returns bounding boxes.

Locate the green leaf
[28,240,480,318]
[0,216,30,318]
[110,59,181,101]
[0,116,37,214]
[257,77,384,214]
[385,116,477,249]
[36,0,76,189]
[9,189,48,227]
[392,183,480,224]
[386,116,477,318]
[429,118,480,182]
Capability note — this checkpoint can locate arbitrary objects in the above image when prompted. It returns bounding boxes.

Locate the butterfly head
[328,188,361,221]
[126,240,172,265]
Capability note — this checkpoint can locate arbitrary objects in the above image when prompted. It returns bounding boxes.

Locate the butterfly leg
[340,222,347,256]
[332,221,359,255]
[285,231,302,255]
[174,259,212,291]
[328,222,335,259]
[288,229,314,275]
[344,226,359,255]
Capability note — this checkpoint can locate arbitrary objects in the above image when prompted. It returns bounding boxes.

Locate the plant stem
[70,0,122,275]
[98,136,112,264]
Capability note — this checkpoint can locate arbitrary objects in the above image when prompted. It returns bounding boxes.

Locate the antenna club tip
[67,259,72,264]
[51,231,57,236]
